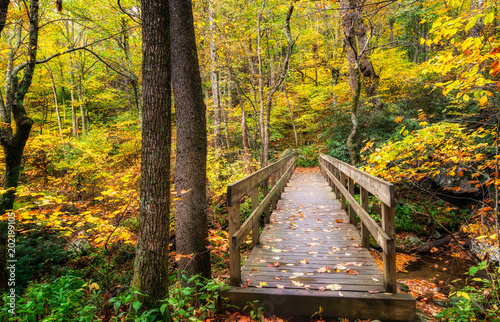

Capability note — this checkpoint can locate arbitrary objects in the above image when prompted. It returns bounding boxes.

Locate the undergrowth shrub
[435,261,500,321]
[296,145,318,167]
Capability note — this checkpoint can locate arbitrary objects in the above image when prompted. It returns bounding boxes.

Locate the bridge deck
[221,169,415,321]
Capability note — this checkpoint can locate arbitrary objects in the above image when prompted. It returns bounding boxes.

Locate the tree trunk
[69,58,78,137]
[59,65,67,122]
[121,17,142,125]
[45,64,65,149]
[223,76,231,149]
[283,83,298,147]
[0,0,9,35]
[261,1,295,166]
[0,0,38,291]
[209,0,222,154]
[77,76,86,135]
[170,0,211,281]
[341,0,364,165]
[132,0,171,317]
[341,0,382,110]
[257,0,266,165]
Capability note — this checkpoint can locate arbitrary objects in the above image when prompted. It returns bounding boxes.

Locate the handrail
[319,153,397,293]
[227,152,298,286]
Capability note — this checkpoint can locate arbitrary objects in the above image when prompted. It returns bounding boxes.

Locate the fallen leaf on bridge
[325,284,342,291]
[317,266,331,273]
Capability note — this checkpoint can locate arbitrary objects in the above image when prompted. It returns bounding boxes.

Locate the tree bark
[341,0,382,110]
[132,0,171,316]
[0,0,38,291]
[77,76,86,135]
[0,0,9,35]
[69,54,79,137]
[209,0,222,154]
[170,0,211,281]
[283,83,298,147]
[45,64,65,150]
[257,0,266,165]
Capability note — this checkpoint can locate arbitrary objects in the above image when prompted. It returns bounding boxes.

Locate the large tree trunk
[170,0,211,281]
[341,0,382,110]
[0,0,38,291]
[132,0,171,316]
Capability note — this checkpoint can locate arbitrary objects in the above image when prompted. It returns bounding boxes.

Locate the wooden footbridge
[220,152,416,321]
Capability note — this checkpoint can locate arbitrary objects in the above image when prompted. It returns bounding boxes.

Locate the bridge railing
[226,152,298,286]
[319,153,397,293]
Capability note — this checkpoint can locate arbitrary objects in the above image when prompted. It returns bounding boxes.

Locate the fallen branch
[412,235,452,254]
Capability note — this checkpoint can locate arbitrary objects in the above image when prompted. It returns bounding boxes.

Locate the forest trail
[241,169,385,292]
[221,168,416,321]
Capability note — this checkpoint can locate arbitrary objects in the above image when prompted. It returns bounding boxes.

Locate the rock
[399,282,411,292]
[470,239,500,263]
[434,168,478,194]
[70,230,89,254]
[415,310,432,322]
[433,230,443,239]
[404,236,424,249]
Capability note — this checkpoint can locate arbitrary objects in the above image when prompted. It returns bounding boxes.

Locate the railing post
[340,172,347,210]
[251,187,260,247]
[262,177,270,224]
[334,167,340,199]
[348,177,355,224]
[228,201,241,287]
[270,172,277,211]
[382,203,396,293]
[360,186,370,248]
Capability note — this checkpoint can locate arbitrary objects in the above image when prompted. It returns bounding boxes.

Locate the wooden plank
[227,152,297,207]
[382,203,397,293]
[360,187,370,248]
[320,154,395,207]
[220,287,416,321]
[228,203,241,286]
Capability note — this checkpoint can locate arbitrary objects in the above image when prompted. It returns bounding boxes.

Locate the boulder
[404,236,424,249]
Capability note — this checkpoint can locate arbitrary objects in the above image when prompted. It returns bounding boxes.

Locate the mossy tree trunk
[0,0,38,291]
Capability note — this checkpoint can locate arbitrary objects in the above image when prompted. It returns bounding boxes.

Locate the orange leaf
[336,219,343,223]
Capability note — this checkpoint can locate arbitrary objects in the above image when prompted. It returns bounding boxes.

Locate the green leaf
[113,299,122,312]
[132,301,142,312]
